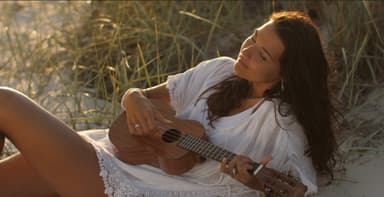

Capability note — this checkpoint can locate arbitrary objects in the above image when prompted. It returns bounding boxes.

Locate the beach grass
[0,0,383,159]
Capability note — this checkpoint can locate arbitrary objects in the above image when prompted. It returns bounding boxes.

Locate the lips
[238,54,248,68]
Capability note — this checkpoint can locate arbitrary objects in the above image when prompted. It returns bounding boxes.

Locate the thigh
[0,87,107,197]
[0,153,58,197]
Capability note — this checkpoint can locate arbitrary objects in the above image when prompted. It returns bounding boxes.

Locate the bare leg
[0,87,107,197]
[0,153,58,196]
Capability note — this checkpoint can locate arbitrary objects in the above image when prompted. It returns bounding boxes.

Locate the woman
[0,11,337,197]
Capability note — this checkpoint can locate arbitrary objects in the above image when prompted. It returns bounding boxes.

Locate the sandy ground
[2,77,382,197]
[317,86,384,197]
[318,145,384,197]
[1,2,384,196]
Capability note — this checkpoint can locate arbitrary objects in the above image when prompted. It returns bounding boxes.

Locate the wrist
[121,88,147,110]
[127,88,146,98]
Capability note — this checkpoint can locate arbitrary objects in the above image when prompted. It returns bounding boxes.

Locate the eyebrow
[254,29,273,60]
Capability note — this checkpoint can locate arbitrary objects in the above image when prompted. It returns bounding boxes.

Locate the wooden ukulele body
[108,99,206,175]
[108,100,308,196]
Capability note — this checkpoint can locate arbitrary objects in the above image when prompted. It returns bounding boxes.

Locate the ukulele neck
[176,134,261,170]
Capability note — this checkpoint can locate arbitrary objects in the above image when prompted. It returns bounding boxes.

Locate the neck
[249,81,276,98]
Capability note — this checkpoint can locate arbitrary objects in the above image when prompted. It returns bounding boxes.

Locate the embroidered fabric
[77,56,318,197]
[88,136,233,197]
[78,127,271,197]
[163,56,318,196]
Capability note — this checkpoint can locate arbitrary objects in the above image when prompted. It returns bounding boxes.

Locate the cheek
[248,62,280,82]
[263,70,280,81]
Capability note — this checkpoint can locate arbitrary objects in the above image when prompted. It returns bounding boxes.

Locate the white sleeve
[165,56,234,114]
[234,101,318,196]
[285,127,318,196]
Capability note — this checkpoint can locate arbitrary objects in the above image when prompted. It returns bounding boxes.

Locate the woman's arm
[121,81,170,109]
[120,82,171,136]
[143,82,171,104]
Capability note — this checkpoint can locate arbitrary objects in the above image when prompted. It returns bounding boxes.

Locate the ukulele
[108,99,307,196]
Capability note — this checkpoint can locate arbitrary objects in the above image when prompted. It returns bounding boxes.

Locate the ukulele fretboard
[177,134,260,172]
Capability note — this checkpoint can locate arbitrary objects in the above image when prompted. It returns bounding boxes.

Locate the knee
[0,87,34,133]
[0,86,23,103]
[0,86,27,115]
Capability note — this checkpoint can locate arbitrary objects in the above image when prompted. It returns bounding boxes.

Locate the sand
[1,2,384,196]
[317,86,384,197]
[318,146,384,197]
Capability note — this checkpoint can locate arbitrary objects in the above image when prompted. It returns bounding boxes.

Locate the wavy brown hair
[195,11,339,179]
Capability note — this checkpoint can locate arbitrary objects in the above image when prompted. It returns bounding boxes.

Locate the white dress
[78,56,318,197]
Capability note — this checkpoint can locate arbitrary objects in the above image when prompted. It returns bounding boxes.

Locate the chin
[234,61,243,73]
[233,62,240,74]
[233,65,247,80]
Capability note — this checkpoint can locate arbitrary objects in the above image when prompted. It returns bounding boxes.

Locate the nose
[241,44,256,56]
[243,40,257,52]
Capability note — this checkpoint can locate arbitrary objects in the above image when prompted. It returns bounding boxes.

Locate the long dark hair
[196,11,339,178]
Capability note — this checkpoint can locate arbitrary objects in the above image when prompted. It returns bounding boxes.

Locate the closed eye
[260,52,267,61]
[251,30,267,61]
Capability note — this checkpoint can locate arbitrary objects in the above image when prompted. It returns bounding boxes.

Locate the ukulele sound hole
[162,129,181,143]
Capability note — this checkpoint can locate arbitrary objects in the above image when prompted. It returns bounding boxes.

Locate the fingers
[122,94,173,136]
[220,155,273,176]
[258,169,298,197]
[144,113,155,131]
[225,156,238,176]
[126,115,134,135]
[125,109,162,136]
[122,93,160,136]
[253,156,272,178]
[220,157,231,175]
[154,110,172,123]
[220,156,253,178]
[260,155,273,165]
[219,155,302,196]
[135,114,150,135]
[125,112,146,135]
[219,156,237,173]
[220,156,263,189]
[220,157,233,173]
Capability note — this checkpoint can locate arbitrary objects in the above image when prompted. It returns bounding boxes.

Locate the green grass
[0,0,383,158]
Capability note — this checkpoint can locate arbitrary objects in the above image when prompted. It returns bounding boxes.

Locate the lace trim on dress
[93,143,231,197]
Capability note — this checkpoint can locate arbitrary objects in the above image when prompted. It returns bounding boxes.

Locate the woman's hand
[220,155,273,191]
[220,155,307,197]
[121,88,170,136]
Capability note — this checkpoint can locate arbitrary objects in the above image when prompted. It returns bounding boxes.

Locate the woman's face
[234,20,285,85]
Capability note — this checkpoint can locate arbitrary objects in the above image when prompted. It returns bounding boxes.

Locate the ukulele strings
[145,126,236,162]
[112,122,266,174]
[153,126,192,142]
[113,124,298,190]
